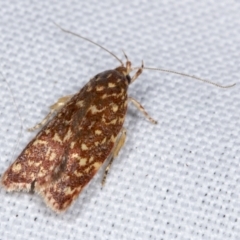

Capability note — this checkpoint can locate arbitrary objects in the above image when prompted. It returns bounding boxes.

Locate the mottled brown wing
[2,69,129,212]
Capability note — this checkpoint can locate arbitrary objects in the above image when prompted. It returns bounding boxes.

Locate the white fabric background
[0,1,240,239]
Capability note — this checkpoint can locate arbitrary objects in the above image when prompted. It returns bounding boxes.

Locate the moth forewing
[2,63,155,212]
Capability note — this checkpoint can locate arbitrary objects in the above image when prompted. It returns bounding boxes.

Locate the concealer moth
[1,23,235,212]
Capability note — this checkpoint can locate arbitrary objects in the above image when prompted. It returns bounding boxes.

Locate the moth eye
[126,75,131,84]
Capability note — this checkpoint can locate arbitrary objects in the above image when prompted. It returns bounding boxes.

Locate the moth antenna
[53,21,124,66]
[0,72,24,157]
[53,22,235,89]
[142,66,236,88]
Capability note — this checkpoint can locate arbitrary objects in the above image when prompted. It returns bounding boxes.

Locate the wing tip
[37,187,77,213]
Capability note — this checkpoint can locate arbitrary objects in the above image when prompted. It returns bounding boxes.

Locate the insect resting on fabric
[1,23,235,212]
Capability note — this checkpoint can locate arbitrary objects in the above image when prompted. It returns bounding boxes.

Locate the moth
[1,24,235,212]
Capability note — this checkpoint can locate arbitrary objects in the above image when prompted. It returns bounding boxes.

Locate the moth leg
[28,95,73,131]
[130,61,144,83]
[102,128,127,185]
[128,97,157,124]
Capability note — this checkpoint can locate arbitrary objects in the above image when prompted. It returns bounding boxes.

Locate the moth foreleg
[28,95,73,131]
[102,128,127,185]
[128,97,157,124]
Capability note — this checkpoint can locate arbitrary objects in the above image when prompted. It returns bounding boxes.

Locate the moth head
[115,52,136,84]
[115,63,132,84]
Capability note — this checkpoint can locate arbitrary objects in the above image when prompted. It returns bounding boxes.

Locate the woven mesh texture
[0,1,240,240]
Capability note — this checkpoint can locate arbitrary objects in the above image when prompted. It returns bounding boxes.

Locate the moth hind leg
[28,95,73,131]
[102,128,127,185]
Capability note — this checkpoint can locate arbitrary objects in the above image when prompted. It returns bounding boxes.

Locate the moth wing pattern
[2,68,129,212]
